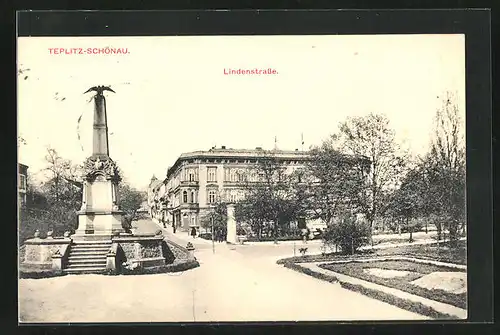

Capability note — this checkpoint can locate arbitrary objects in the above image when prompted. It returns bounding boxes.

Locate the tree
[419,92,465,246]
[200,199,228,239]
[234,194,268,239]
[304,139,371,226]
[322,213,371,255]
[19,149,83,242]
[330,113,404,241]
[386,166,424,242]
[239,151,301,243]
[119,182,147,229]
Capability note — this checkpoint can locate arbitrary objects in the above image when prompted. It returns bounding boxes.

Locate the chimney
[295,149,298,151]
[256,147,262,150]
[221,145,226,149]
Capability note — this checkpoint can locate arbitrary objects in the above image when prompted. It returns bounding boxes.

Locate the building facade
[150,147,311,232]
[149,146,371,234]
[18,163,28,207]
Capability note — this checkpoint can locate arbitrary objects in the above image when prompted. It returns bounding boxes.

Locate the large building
[18,163,28,207]
[148,146,371,234]
[149,146,310,232]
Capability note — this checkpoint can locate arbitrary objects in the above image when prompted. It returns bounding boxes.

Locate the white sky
[17,35,465,190]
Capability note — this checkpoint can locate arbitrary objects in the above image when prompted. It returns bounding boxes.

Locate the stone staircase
[64,240,112,274]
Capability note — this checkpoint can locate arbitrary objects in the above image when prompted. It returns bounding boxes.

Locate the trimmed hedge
[338,281,456,320]
[19,269,67,279]
[283,262,338,284]
[19,259,200,279]
[280,261,459,320]
[320,261,467,309]
[121,259,200,275]
[277,250,376,265]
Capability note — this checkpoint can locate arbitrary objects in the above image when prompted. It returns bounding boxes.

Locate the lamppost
[211,215,215,254]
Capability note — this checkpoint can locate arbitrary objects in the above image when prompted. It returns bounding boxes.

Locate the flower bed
[320,260,466,309]
[277,240,466,265]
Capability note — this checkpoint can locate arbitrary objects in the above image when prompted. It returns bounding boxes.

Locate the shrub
[323,214,371,255]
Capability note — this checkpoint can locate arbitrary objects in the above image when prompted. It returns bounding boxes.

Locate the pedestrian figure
[302,228,308,244]
[191,227,197,239]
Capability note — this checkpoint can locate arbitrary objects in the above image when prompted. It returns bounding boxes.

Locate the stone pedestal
[226,204,237,244]
[72,155,124,241]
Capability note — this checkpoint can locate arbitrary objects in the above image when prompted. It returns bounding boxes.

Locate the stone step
[68,258,106,267]
[68,253,106,261]
[64,267,107,274]
[72,244,111,248]
[66,262,106,268]
[71,247,110,252]
[70,251,108,257]
[71,245,110,249]
[71,240,112,245]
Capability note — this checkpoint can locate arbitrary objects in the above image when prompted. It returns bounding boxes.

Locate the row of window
[180,189,241,204]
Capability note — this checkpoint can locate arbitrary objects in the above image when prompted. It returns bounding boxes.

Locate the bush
[323,214,370,255]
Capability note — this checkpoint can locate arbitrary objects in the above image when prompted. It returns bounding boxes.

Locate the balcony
[180,202,199,210]
[180,180,199,187]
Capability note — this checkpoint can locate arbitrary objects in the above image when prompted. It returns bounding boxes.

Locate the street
[18,220,429,322]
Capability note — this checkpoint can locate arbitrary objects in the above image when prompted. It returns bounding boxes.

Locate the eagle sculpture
[84,85,116,96]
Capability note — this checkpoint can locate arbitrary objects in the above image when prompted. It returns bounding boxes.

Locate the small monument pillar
[73,86,124,240]
[226,203,237,244]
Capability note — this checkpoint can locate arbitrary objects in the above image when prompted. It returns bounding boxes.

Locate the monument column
[73,86,125,241]
[226,203,237,244]
[92,91,110,156]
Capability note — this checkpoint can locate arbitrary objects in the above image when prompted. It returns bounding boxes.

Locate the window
[19,174,26,190]
[189,171,195,181]
[230,193,237,202]
[207,167,217,182]
[183,191,188,203]
[230,169,238,182]
[191,191,195,203]
[208,190,216,204]
[237,170,246,182]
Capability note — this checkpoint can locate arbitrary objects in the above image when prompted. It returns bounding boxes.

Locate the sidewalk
[146,219,214,249]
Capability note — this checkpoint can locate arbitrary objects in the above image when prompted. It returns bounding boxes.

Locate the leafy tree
[119,182,147,229]
[322,213,371,255]
[238,151,302,243]
[386,166,424,242]
[234,194,268,239]
[330,113,404,241]
[200,199,228,239]
[304,139,371,226]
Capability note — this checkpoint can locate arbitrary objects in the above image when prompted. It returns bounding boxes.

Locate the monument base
[73,210,125,241]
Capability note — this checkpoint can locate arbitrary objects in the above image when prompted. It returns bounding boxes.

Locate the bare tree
[331,113,404,241]
[420,91,466,245]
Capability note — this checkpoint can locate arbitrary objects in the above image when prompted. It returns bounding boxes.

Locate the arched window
[183,190,188,203]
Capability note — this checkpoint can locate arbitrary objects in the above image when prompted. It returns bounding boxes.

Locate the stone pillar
[226,203,237,244]
[92,94,109,156]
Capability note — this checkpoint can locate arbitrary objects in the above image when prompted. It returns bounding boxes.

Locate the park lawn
[320,260,466,309]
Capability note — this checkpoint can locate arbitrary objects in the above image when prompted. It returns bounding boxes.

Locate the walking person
[190,226,197,239]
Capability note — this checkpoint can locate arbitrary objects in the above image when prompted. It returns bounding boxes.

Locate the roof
[149,179,163,191]
[166,147,310,179]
